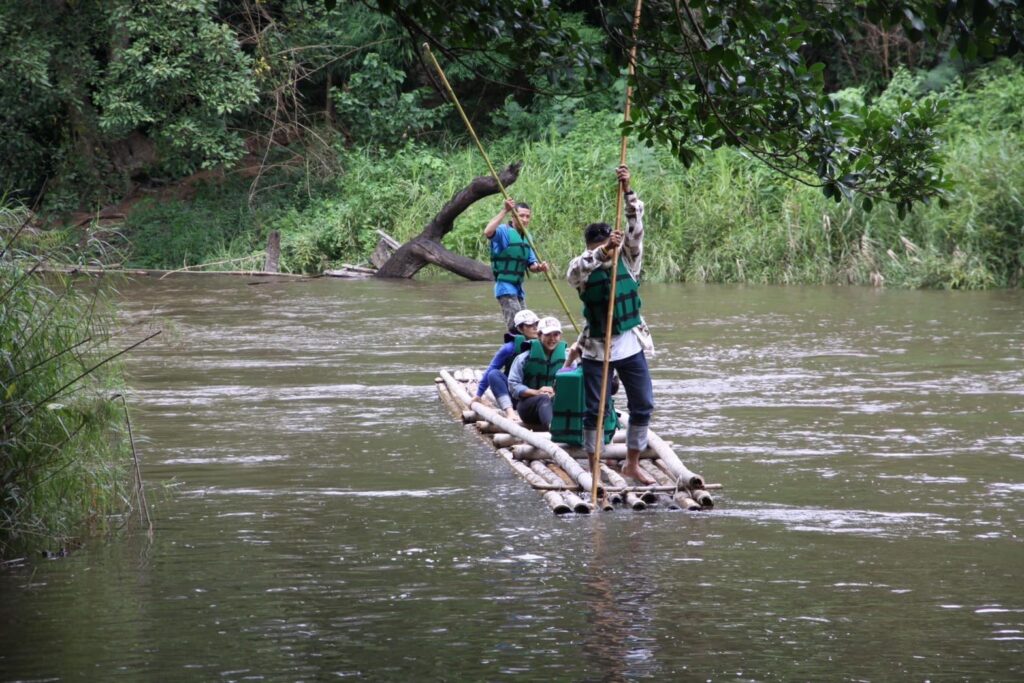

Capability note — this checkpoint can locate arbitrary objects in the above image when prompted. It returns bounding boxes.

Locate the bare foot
[621,462,656,486]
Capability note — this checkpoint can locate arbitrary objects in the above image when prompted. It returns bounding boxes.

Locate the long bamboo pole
[422,44,580,335]
[591,0,645,505]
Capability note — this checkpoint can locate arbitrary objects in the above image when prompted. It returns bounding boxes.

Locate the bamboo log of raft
[496,448,572,515]
[642,460,701,511]
[646,458,713,508]
[439,371,603,498]
[618,415,704,489]
[602,465,646,511]
[435,381,465,420]
[511,443,659,461]
[530,461,591,514]
[476,420,500,434]
[491,433,517,448]
[548,463,612,511]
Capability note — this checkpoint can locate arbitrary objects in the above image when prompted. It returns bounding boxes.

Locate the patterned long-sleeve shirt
[565,190,654,361]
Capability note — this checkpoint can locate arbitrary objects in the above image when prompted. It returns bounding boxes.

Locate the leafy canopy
[366,0,1024,213]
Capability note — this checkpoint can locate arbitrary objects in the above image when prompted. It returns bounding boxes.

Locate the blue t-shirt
[490,224,538,300]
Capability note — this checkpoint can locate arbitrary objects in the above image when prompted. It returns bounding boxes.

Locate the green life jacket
[550,366,618,446]
[580,255,642,335]
[522,339,566,390]
[491,226,531,285]
[502,334,531,376]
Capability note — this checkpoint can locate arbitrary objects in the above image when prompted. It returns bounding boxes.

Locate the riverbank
[41,61,1024,289]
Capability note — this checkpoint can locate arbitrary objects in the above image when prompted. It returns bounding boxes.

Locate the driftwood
[375,163,522,280]
[370,230,401,269]
[324,264,377,279]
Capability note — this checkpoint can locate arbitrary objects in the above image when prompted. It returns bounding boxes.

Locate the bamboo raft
[436,368,718,515]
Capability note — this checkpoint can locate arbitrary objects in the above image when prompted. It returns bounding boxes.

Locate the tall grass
[1,207,134,558]
[122,61,1024,289]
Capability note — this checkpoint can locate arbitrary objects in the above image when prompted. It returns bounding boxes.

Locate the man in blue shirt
[484,198,549,331]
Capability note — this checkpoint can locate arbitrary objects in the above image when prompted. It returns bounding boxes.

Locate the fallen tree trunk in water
[374,162,522,280]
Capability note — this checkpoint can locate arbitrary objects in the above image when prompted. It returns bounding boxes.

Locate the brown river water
[1,275,1022,681]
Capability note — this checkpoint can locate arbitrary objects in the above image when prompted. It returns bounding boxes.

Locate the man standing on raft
[484,198,550,331]
[567,165,656,485]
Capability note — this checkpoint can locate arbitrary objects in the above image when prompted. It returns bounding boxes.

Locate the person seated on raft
[507,316,570,430]
[469,309,541,420]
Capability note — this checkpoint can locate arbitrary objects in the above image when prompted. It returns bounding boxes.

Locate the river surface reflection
[2,276,1022,680]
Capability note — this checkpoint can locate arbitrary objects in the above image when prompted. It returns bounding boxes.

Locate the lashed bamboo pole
[512,443,658,461]
[618,415,704,489]
[591,0,644,506]
[692,488,715,508]
[475,420,508,434]
[602,465,645,511]
[491,433,518,448]
[436,382,464,419]
[422,44,580,334]
[643,460,700,511]
[638,461,680,508]
[496,448,572,515]
[549,463,610,509]
[530,461,590,514]
[440,371,602,497]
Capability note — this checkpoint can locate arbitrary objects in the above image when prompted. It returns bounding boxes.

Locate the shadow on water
[1,276,1021,680]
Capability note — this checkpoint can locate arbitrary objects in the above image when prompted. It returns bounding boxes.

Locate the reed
[1,206,135,558]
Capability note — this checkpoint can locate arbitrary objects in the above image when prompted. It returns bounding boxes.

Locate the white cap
[513,309,540,329]
[537,316,562,335]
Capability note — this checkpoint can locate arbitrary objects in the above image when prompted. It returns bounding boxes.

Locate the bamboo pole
[530,461,590,514]
[591,0,644,506]
[491,433,518,448]
[436,383,465,419]
[618,415,704,489]
[602,465,646,511]
[496,448,572,515]
[439,371,602,497]
[422,44,581,335]
[692,488,715,508]
[512,443,658,461]
[643,460,700,511]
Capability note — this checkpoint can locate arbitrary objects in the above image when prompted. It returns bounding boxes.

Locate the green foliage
[122,195,259,270]
[127,60,1024,289]
[332,53,442,147]
[0,2,110,208]
[97,0,257,176]
[1,206,132,557]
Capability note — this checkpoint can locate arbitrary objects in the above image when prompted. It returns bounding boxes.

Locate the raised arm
[484,197,517,239]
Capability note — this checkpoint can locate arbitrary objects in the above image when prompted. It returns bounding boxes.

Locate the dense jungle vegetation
[1,1,1022,557]
[3,1,1022,288]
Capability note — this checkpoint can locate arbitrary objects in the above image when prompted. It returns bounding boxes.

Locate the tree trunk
[375,162,522,280]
